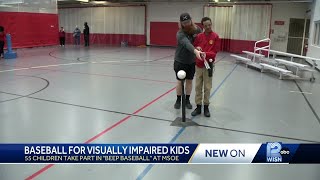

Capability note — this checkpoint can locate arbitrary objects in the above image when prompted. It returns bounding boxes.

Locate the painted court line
[0,68,30,72]
[36,69,176,84]
[0,60,150,73]
[0,60,142,73]
[0,53,174,73]
[136,64,238,180]
[289,91,312,95]
[91,60,121,64]
[25,87,176,180]
[0,64,175,85]
[0,63,90,73]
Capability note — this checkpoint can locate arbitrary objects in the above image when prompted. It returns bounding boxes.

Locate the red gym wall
[150,22,202,47]
[63,33,146,46]
[149,22,180,46]
[0,12,59,48]
[149,22,268,53]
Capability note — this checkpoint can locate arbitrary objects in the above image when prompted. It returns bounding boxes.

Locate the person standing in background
[73,26,81,46]
[59,27,65,47]
[83,22,90,47]
[0,26,5,59]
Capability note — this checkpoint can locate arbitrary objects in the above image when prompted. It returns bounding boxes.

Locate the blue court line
[136,64,238,180]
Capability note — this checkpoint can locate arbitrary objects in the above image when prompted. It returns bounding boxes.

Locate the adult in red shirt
[191,17,220,117]
[0,26,5,59]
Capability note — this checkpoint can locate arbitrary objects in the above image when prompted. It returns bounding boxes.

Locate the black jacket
[83,25,90,35]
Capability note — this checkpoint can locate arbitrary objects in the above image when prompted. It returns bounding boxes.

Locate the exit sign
[275,21,285,25]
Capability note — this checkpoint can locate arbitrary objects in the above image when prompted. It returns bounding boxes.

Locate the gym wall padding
[149,4,271,53]
[150,22,203,47]
[58,6,146,46]
[64,33,146,47]
[0,12,59,48]
[149,22,179,46]
[204,5,272,53]
[149,22,268,53]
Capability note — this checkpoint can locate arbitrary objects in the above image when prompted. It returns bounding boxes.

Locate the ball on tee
[177,70,186,80]
[209,59,213,62]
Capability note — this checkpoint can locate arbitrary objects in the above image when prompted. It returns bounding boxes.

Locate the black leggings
[0,41,4,56]
[59,37,65,46]
[84,35,89,46]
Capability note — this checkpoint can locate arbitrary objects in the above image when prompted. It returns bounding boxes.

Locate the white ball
[209,59,213,62]
[177,70,186,80]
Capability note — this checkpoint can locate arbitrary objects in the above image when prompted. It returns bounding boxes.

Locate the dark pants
[84,35,89,47]
[74,36,80,45]
[173,61,196,80]
[59,37,65,46]
[0,41,4,57]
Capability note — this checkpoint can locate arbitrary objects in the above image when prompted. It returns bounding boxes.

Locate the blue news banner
[0,143,319,164]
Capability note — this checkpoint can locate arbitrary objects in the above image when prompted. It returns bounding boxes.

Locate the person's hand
[194,49,202,60]
[200,52,206,61]
[196,46,202,51]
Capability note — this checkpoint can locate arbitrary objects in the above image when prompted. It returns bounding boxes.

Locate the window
[314,21,320,46]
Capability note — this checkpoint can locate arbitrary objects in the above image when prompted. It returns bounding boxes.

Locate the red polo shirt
[0,32,5,41]
[194,31,220,68]
[59,30,65,38]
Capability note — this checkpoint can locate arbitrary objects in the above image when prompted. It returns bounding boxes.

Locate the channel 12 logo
[266,142,290,163]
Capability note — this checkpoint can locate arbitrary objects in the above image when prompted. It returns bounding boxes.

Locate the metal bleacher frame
[230,38,320,82]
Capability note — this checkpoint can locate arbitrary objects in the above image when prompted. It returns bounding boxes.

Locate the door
[287,18,310,55]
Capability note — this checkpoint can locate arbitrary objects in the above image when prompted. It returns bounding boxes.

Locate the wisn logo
[266,142,290,163]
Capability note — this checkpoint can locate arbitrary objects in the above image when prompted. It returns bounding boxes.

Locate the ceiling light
[1,0,23,4]
[91,1,108,4]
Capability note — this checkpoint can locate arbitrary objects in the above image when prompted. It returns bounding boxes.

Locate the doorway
[287,18,310,56]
